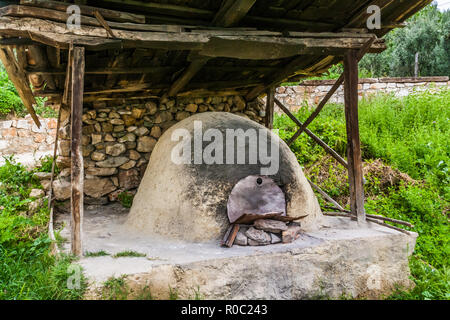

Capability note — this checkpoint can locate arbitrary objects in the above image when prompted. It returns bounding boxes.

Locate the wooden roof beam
[20,0,146,23]
[212,0,257,27]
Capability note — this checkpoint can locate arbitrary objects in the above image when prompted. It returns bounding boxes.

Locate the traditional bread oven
[126,112,323,243]
[223,174,307,247]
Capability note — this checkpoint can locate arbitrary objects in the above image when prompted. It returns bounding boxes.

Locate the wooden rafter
[20,0,146,23]
[212,0,257,27]
[166,0,256,97]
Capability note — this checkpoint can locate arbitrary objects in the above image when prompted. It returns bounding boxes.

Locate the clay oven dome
[126,112,323,242]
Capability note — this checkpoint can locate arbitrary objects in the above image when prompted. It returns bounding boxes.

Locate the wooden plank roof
[0,0,432,112]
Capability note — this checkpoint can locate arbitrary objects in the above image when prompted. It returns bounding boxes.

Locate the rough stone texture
[282,225,302,243]
[84,178,117,198]
[4,95,265,202]
[52,179,71,200]
[245,227,271,244]
[0,116,57,167]
[127,112,323,242]
[275,77,449,112]
[254,219,288,233]
[235,230,248,246]
[61,208,417,300]
[271,233,282,244]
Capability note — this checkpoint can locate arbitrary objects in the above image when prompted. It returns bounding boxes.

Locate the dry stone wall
[276,76,449,111]
[0,116,57,166]
[53,95,266,204]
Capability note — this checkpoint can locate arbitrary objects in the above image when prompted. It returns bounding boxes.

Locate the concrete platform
[56,203,417,300]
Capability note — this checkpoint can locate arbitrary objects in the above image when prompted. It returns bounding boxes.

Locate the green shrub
[274,87,449,300]
[0,156,86,299]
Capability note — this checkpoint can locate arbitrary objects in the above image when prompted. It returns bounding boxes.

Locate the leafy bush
[0,156,86,299]
[360,3,450,77]
[274,87,449,299]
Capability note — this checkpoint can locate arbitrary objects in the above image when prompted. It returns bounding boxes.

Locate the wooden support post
[343,49,365,224]
[70,46,85,256]
[265,87,275,129]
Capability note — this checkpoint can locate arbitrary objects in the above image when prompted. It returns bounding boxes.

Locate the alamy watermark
[171,121,280,176]
[66,5,81,30]
[367,5,381,30]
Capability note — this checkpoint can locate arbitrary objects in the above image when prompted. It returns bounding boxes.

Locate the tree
[360,2,450,77]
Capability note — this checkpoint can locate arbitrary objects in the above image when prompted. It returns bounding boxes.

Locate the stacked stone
[234,219,302,246]
[0,115,57,155]
[53,95,265,203]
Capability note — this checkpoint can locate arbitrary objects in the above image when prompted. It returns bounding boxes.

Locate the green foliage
[0,62,54,119]
[0,156,86,299]
[274,87,449,300]
[36,155,59,175]
[360,3,450,77]
[112,250,146,258]
[85,250,110,257]
[101,276,129,300]
[118,191,134,208]
[389,257,449,300]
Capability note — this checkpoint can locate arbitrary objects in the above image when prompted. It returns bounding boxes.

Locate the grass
[118,191,134,208]
[0,62,56,119]
[112,250,146,258]
[0,156,86,299]
[274,87,449,300]
[85,250,110,257]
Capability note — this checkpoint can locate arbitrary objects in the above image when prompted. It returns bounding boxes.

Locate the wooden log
[365,217,412,235]
[20,0,146,23]
[274,98,348,168]
[0,47,41,127]
[344,49,365,224]
[70,46,85,257]
[0,17,385,56]
[265,87,275,129]
[286,36,376,146]
[3,4,181,32]
[323,212,413,228]
[224,224,240,248]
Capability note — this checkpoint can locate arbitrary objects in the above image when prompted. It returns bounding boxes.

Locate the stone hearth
[55,203,417,300]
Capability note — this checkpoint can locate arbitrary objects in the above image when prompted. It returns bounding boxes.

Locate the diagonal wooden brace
[287,36,376,146]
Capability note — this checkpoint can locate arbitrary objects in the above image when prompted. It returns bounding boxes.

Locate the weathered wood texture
[70,46,85,256]
[286,37,376,146]
[344,49,366,224]
[0,47,41,127]
[265,87,275,129]
[0,0,429,109]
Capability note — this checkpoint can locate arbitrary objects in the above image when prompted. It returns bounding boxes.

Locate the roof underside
[0,0,432,108]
